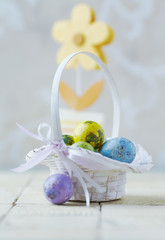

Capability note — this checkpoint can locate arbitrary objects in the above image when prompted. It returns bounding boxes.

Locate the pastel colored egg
[72,141,94,151]
[73,121,104,148]
[62,134,74,146]
[43,174,74,204]
[99,137,136,163]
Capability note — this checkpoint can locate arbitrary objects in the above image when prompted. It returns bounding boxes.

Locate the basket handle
[51,51,120,141]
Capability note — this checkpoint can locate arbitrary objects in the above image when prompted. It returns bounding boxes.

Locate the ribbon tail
[61,155,104,207]
[69,161,90,207]
[59,154,89,206]
[16,123,43,142]
[65,151,105,193]
[11,145,53,173]
[71,162,104,194]
[58,153,72,177]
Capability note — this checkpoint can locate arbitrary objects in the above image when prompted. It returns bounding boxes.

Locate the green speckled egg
[72,141,94,151]
[62,134,74,146]
[73,121,104,148]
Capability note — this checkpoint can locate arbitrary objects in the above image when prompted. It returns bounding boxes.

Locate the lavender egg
[99,137,136,163]
[43,174,74,204]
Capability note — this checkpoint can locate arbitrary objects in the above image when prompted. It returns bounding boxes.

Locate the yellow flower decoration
[52,3,114,70]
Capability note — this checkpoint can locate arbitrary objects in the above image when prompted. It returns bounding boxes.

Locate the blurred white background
[0,0,165,170]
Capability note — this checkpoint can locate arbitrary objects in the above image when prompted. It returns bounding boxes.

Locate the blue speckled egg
[43,174,74,204]
[99,137,136,163]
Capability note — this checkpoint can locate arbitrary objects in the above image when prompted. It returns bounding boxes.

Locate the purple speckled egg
[43,174,74,204]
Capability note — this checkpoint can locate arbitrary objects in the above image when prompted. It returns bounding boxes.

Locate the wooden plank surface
[0,172,32,222]
[0,171,165,240]
[100,205,165,240]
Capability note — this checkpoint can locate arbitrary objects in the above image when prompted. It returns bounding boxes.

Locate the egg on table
[73,121,104,149]
[43,174,74,204]
[99,137,136,163]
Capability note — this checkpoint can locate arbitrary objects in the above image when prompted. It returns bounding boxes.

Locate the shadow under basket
[71,169,126,202]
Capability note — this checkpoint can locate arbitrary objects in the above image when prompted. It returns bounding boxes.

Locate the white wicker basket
[71,170,126,202]
[26,148,126,202]
[13,52,153,205]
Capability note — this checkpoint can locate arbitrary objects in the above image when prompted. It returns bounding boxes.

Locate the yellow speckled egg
[73,121,104,148]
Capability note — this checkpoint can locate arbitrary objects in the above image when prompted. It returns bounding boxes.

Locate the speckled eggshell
[73,121,104,149]
[99,137,136,163]
[62,134,74,146]
[43,174,74,204]
[72,141,94,151]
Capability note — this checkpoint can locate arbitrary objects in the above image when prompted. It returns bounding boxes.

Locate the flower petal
[78,46,107,70]
[86,22,114,46]
[71,3,95,26]
[57,45,79,68]
[52,20,72,43]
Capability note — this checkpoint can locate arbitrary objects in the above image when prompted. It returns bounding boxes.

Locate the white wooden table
[0,171,165,240]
